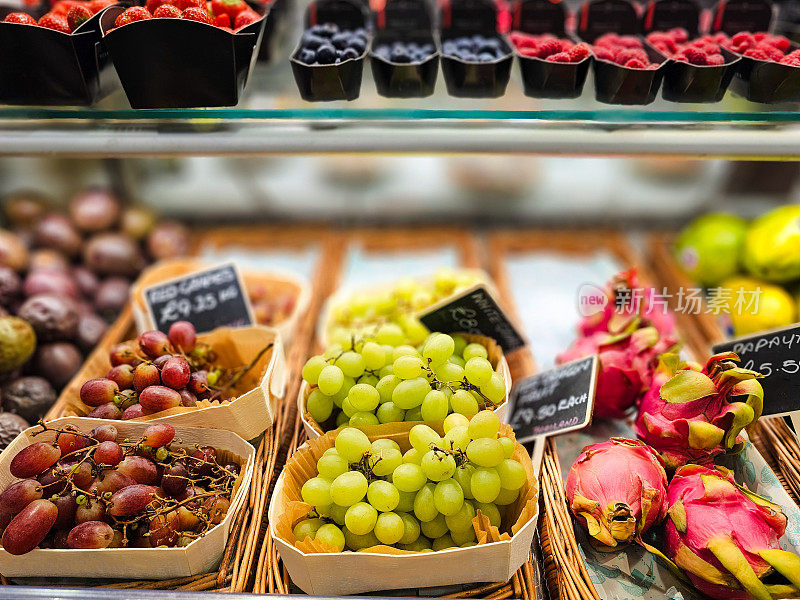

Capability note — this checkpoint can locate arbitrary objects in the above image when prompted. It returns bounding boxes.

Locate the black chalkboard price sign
[417,284,525,353]
[507,355,598,443]
[143,263,255,334]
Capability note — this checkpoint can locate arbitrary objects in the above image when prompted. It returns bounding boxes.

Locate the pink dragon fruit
[558,325,678,419]
[635,352,764,470]
[663,464,800,600]
[566,438,668,550]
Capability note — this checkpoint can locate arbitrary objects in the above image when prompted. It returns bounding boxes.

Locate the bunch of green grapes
[327,268,481,346]
[302,331,506,431]
[292,410,527,553]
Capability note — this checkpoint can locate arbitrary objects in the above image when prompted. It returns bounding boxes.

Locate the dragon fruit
[635,352,763,470]
[566,438,668,550]
[663,464,800,600]
[558,324,678,419]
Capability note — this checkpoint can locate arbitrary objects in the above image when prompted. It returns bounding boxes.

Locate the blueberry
[310,23,338,38]
[353,27,367,38]
[478,52,495,62]
[391,48,412,63]
[302,33,326,50]
[460,52,477,62]
[316,44,337,64]
[331,32,350,49]
[299,48,316,64]
[349,38,366,53]
[340,47,360,60]
[420,43,434,55]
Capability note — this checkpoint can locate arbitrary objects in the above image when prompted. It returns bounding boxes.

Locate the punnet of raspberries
[592,33,660,69]
[712,31,799,66]
[646,28,726,66]
[4,0,114,33]
[509,32,591,63]
[111,0,260,32]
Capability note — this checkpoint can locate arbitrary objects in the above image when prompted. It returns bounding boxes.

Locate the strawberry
[88,0,113,13]
[51,0,79,15]
[181,6,211,23]
[232,8,257,29]
[66,4,91,31]
[212,12,229,26]
[3,12,37,24]
[172,0,204,10]
[38,12,71,31]
[145,0,166,13]
[210,0,245,19]
[153,4,181,17]
[114,6,151,27]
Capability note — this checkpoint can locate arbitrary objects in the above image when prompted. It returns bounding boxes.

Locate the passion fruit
[84,233,145,277]
[34,214,82,259]
[0,412,30,450]
[69,189,122,232]
[0,316,36,374]
[0,229,29,272]
[34,342,82,388]
[2,376,56,423]
[17,295,79,342]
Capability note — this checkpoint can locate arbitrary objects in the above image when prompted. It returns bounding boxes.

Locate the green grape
[497,458,526,490]
[398,512,421,545]
[466,438,505,468]
[445,499,475,532]
[451,526,476,546]
[409,424,442,453]
[301,477,332,507]
[392,378,430,410]
[476,502,502,527]
[350,412,380,427]
[396,490,416,513]
[413,483,438,522]
[330,471,368,506]
[443,413,470,433]
[402,316,429,345]
[392,345,419,361]
[495,486,520,506]
[376,375,400,403]
[420,450,456,481]
[431,533,455,551]
[462,343,488,361]
[499,436,515,459]
[448,354,466,368]
[405,406,423,421]
[403,448,422,465]
[480,372,507,404]
[302,356,327,385]
[367,480,400,512]
[392,463,427,492]
[376,323,405,347]
[317,453,349,481]
[372,439,400,452]
[434,362,464,383]
[433,479,464,516]
[329,503,347,526]
[293,517,324,541]
[420,513,448,539]
[344,528,379,551]
[335,428,371,462]
[421,390,449,421]
[341,397,357,418]
[318,365,345,396]
[358,374,379,388]
[394,355,425,380]
[348,384,380,412]
[374,512,405,545]
[377,402,405,423]
[453,463,476,499]
[464,357,493,387]
[400,536,431,552]
[450,390,479,418]
[315,503,332,518]
[361,342,387,371]
[452,335,467,357]
[471,467,501,503]
[328,376,353,408]
[379,365,394,378]
[370,448,402,477]
[323,447,339,456]
[307,389,334,423]
[335,351,366,378]
[345,502,378,535]
[315,523,345,551]
[336,411,349,427]
[468,410,500,439]
[323,344,343,359]
[422,333,455,367]
[443,425,470,453]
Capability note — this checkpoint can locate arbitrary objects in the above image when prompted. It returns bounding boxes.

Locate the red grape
[179,390,197,407]
[153,354,172,369]
[161,356,190,390]
[0,479,43,514]
[87,402,122,420]
[142,423,175,448]
[10,442,61,478]
[188,446,217,477]
[106,364,134,389]
[90,470,136,495]
[168,321,196,353]
[133,363,161,392]
[52,528,70,549]
[121,404,145,420]
[89,424,118,443]
[162,462,188,497]
[117,455,159,484]
[67,521,114,549]
[57,427,86,457]
[176,505,200,530]
[139,386,181,412]
[188,370,210,397]
[109,342,141,367]
[177,485,204,508]
[75,499,105,524]
[139,330,171,359]
[108,484,154,517]
[53,494,78,528]
[202,495,230,524]
[148,511,179,547]
[38,467,68,496]
[2,499,58,555]
[223,462,241,476]
[80,378,119,407]
[94,441,123,466]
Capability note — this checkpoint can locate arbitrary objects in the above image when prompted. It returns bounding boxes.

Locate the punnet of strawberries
[646,28,727,66]
[509,31,591,63]
[110,0,260,32]
[4,0,114,33]
[592,33,660,69]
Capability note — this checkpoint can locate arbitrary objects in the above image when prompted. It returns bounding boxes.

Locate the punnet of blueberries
[372,41,436,63]
[296,23,369,65]
[442,34,510,62]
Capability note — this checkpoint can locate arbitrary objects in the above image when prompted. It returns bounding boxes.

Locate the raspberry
[38,12,71,32]
[780,55,800,67]
[764,34,791,52]
[519,47,538,57]
[4,12,37,24]
[114,6,150,27]
[617,35,642,48]
[647,33,677,54]
[535,39,561,59]
[615,48,648,64]
[559,39,574,52]
[668,27,688,42]
[153,4,181,17]
[712,32,729,44]
[705,53,725,65]
[546,52,571,62]
[568,43,591,61]
[744,48,769,61]
[680,47,708,65]
[623,58,647,68]
[594,33,621,48]
[753,32,767,41]
[593,47,615,61]
[785,49,800,61]
[755,42,784,61]
[181,6,211,23]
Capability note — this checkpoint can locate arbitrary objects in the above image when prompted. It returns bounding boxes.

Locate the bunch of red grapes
[0,421,239,554]
[80,321,233,420]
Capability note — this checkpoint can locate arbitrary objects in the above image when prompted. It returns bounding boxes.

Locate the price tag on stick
[143,262,255,334]
[507,355,598,445]
[418,283,526,353]
[713,323,800,440]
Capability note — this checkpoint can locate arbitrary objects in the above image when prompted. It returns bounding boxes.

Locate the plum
[84,233,145,277]
[69,189,121,232]
[34,343,82,388]
[0,317,36,375]
[2,376,56,423]
[34,215,82,259]
[17,295,79,342]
